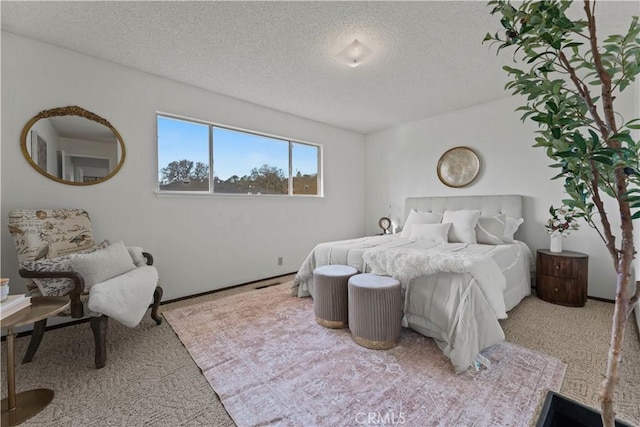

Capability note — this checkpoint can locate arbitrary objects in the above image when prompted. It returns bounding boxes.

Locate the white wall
[365,90,639,300]
[1,33,366,308]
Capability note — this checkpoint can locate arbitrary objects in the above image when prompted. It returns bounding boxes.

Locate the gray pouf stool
[348,273,402,349]
[313,265,358,328]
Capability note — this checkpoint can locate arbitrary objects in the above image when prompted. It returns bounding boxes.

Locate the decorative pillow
[69,241,136,290]
[22,240,111,297]
[400,210,444,238]
[409,223,451,243]
[476,214,507,245]
[442,210,482,243]
[504,217,525,242]
[23,256,73,297]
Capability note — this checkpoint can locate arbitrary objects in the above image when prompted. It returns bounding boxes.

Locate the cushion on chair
[21,240,111,297]
[69,241,136,290]
[88,266,159,327]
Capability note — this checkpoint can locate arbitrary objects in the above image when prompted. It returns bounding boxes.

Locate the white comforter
[293,235,532,373]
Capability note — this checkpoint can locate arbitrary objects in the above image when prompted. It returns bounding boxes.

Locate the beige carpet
[164,284,565,427]
[501,294,640,425]
[1,276,638,426]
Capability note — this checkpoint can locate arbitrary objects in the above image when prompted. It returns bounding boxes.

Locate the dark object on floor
[536,391,634,427]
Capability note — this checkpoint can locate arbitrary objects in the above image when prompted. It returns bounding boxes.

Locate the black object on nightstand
[536,249,588,307]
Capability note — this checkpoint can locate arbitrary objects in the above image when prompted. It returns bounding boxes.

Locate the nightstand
[536,249,588,307]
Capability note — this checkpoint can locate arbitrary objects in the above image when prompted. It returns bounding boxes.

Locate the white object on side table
[550,235,563,253]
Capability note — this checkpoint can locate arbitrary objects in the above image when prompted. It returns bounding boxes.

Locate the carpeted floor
[501,294,640,425]
[1,275,639,426]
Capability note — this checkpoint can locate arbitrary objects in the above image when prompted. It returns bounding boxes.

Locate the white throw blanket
[363,248,507,319]
[88,266,158,328]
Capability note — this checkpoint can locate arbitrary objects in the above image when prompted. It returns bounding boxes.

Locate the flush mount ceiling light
[336,39,372,68]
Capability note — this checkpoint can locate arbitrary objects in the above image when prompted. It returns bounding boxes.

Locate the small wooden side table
[536,250,588,307]
[1,296,69,426]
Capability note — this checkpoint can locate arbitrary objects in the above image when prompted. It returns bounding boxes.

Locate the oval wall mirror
[20,106,126,185]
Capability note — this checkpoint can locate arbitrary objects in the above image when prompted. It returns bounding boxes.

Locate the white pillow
[69,241,136,289]
[504,217,524,241]
[442,210,482,243]
[409,223,452,243]
[476,214,507,245]
[400,209,443,238]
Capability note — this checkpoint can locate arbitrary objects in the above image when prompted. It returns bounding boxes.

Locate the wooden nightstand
[536,249,588,307]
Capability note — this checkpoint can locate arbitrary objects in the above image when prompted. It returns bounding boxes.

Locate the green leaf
[609,133,635,145]
[590,155,614,165]
[573,132,587,153]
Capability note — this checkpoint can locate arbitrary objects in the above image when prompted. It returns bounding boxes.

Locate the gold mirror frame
[436,146,480,188]
[20,106,126,186]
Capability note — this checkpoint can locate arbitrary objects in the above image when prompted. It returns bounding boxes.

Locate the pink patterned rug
[165,284,566,427]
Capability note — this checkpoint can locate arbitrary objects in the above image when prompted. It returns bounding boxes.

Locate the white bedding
[292,235,532,373]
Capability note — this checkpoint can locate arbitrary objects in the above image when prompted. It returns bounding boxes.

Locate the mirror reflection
[21,106,125,185]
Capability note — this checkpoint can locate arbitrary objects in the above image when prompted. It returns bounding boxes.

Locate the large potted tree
[484,1,639,426]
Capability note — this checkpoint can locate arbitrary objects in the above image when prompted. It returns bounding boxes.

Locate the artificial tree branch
[581,164,618,261]
[584,0,618,137]
[585,217,608,245]
[558,51,609,136]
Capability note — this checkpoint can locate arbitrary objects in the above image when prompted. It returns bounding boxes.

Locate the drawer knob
[555,265,560,269]
[554,287,559,292]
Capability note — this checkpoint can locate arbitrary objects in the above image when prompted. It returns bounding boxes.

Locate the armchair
[7,209,162,369]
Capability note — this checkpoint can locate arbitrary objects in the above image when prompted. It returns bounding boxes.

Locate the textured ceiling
[2,1,638,134]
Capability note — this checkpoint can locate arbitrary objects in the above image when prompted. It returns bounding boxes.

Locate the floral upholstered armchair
[7,209,162,369]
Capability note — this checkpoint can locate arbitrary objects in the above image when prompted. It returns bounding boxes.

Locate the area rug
[165,284,566,427]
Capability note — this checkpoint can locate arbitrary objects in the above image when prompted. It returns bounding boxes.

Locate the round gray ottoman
[313,265,358,328]
[348,273,402,349]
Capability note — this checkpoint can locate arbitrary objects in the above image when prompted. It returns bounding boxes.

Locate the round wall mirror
[20,106,126,185]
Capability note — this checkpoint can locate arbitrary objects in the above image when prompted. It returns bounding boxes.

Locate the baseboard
[1,272,297,341]
[531,286,615,304]
[159,272,296,305]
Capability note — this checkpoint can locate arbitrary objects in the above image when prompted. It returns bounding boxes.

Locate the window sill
[154,191,323,199]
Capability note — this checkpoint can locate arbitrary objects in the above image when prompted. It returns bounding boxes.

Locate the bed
[293,195,533,373]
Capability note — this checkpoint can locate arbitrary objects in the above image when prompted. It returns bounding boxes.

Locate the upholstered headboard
[404,195,524,238]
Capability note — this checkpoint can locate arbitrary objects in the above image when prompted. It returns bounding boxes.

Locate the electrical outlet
[277,257,283,266]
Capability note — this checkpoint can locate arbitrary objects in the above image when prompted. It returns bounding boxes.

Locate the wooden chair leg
[151,286,163,325]
[90,316,108,369]
[22,318,47,364]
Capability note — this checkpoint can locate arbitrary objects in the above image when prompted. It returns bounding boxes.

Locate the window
[292,142,319,195]
[157,114,321,196]
[158,116,210,192]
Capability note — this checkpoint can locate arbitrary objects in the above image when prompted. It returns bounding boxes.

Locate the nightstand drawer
[538,253,576,278]
[536,275,586,306]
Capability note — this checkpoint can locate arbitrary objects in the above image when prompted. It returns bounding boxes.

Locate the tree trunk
[599,253,632,426]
